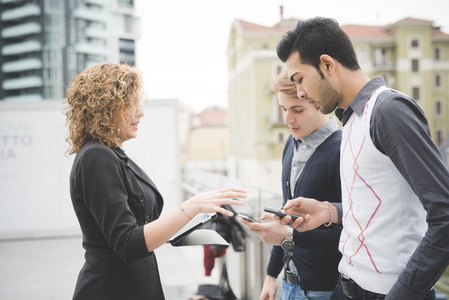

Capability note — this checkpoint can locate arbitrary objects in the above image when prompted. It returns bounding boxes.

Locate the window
[118,0,134,8]
[411,39,419,48]
[434,47,440,61]
[436,130,443,146]
[119,38,135,52]
[374,48,387,66]
[278,132,285,143]
[119,53,135,65]
[435,74,441,88]
[412,59,419,72]
[276,65,282,75]
[412,87,420,101]
[124,15,134,34]
[380,49,386,65]
[358,47,367,62]
[277,105,283,122]
[435,100,442,116]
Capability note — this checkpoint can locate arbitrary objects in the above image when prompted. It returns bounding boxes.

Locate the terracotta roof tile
[342,18,449,38]
[341,25,391,38]
[394,17,433,24]
[235,18,449,38]
[236,19,298,33]
[432,28,449,37]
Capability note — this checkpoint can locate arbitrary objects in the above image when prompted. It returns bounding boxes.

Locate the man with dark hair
[278,16,449,300]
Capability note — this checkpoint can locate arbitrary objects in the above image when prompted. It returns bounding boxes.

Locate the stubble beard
[316,78,340,114]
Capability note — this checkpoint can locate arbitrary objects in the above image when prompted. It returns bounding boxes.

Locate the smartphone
[237,213,261,223]
[263,207,301,221]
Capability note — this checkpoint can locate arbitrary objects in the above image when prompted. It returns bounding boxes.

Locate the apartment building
[0,0,139,101]
[227,17,297,192]
[180,105,229,176]
[344,18,449,150]
[227,16,449,192]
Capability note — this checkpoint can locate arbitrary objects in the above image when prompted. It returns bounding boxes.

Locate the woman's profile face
[113,98,144,145]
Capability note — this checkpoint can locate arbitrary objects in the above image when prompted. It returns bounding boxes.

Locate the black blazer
[70,140,165,300]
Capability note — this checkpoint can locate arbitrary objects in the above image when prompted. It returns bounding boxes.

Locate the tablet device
[168,213,219,245]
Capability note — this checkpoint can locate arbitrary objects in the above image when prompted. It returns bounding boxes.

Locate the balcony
[265,115,284,129]
[1,0,23,4]
[3,76,43,90]
[85,0,108,6]
[75,42,109,56]
[84,26,108,39]
[3,94,43,101]
[372,61,397,71]
[1,3,40,21]
[72,7,107,22]
[112,0,135,14]
[2,22,41,39]
[2,58,42,73]
[117,0,134,9]
[2,40,42,56]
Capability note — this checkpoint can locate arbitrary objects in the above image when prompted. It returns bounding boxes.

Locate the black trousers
[330,280,436,300]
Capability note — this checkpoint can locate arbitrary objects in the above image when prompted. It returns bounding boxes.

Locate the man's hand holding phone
[263,207,305,222]
[263,206,309,233]
[238,212,288,245]
[282,197,335,232]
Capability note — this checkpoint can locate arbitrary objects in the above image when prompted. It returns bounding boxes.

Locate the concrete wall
[0,99,180,239]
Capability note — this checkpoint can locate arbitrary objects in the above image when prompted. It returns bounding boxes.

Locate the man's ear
[320,54,335,75]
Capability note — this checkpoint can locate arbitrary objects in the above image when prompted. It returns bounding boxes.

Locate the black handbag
[196,262,237,300]
[200,205,246,252]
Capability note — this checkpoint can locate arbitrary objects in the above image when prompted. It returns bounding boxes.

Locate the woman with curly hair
[64,63,246,300]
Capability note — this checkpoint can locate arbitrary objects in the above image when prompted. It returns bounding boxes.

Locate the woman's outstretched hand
[183,187,247,217]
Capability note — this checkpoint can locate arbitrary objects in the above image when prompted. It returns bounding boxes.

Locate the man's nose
[297,86,306,99]
[284,111,294,125]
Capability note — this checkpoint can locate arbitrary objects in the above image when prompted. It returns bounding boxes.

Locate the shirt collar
[295,116,340,149]
[338,77,386,125]
[293,137,301,148]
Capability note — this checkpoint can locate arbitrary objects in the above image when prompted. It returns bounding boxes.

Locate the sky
[134,0,449,113]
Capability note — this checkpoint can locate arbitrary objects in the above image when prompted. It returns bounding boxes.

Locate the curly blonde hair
[64,63,144,155]
[272,70,297,97]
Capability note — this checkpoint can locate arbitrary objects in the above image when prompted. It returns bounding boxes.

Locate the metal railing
[179,169,283,300]
[179,169,449,300]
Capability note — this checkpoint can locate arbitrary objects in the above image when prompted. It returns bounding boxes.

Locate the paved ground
[2,235,447,300]
[0,235,229,300]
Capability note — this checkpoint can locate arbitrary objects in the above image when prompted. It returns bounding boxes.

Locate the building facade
[0,0,139,102]
[227,17,449,192]
[227,18,297,193]
[180,105,229,176]
[343,18,449,151]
